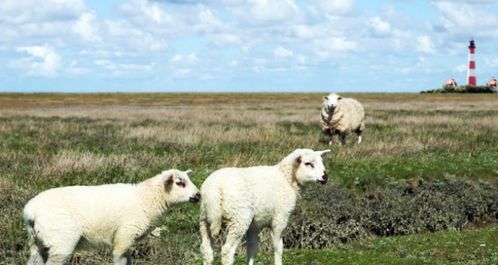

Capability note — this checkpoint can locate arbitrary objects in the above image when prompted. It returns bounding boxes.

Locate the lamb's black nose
[190,192,201,203]
[318,172,328,184]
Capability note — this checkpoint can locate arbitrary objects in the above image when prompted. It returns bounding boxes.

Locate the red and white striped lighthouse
[467,40,476,86]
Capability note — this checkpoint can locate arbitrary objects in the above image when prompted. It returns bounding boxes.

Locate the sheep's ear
[317,149,331,157]
[164,173,174,192]
[185,169,193,177]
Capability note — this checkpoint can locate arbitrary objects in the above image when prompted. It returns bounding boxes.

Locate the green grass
[0,93,497,264]
[231,226,498,265]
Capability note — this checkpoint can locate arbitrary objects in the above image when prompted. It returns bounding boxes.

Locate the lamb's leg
[26,221,46,265]
[44,235,80,265]
[112,250,131,265]
[112,228,136,265]
[270,228,284,265]
[200,218,214,265]
[27,244,46,265]
[38,216,81,265]
[246,224,259,265]
[112,232,134,265]
[221,220,250,265]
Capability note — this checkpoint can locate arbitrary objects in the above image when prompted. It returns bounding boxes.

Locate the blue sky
[1,0,498,92]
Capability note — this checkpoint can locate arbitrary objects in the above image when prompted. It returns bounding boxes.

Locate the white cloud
[105,20,168,51]
[10,45,61,77]
[416,36,435,54]
[171,67,191,77]
[169,53,198,64]
[455,64,467,73]
[432,2,498,39]
[196,8,224,33]
[369,16,391,37]
[94,59,152,76]
[72,12,100,42]
[291,24,315,39]
[66,60,89,76]
[210,33,242,45]
[274,46,293,57]
[121,0,170,25]
[200,73,214,80]
[0,0,86,24]
[309,0,355,16]
[484,57,498,68]
[232,0,300,25]
[314,36,357,58]
[430,0,498,6]
[119,0,179,37]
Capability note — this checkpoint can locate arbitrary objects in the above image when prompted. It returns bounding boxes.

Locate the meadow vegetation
[0,93,497,264]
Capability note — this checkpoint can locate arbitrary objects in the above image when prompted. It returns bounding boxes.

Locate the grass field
[0,93,497,264]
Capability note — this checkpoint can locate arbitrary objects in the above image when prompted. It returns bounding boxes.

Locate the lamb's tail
[24,207,46,264]
[23,206,37,245]
[200,186,223,237]
[199,185,222,265]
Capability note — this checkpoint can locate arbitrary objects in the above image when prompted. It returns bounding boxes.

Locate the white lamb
[320,93,365,145]
[199,148,331,265]
[23,169,200,265]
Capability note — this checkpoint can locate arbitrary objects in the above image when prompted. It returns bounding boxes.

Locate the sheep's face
[294,149,331,185]
[323,93,342,109]
[164,169,201,204]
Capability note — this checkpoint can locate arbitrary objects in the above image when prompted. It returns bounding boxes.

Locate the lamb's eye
[176,181,186,188]
[305,162,314,168]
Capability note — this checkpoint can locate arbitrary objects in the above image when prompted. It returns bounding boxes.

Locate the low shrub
[284,177,498,249]
[421,85,495,93]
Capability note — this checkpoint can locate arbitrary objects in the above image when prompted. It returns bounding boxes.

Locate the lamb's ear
[163,172,174,192]
[185,169,193,177]
[317,149,331,157]
[294,155,302,166]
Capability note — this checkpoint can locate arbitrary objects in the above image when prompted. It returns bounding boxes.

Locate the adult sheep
[199,148,331,265]
[320,93,365,145]
[23,169,200,265]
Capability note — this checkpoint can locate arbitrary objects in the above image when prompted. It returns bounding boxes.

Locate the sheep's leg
[320,128,332,145]
[222,221,250,265]
[339,133,346,145]
[200,218,214,265]
[356,125,364,144]
[328,132,335,146]
[246,223,259,265]
[358,121,365,144]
